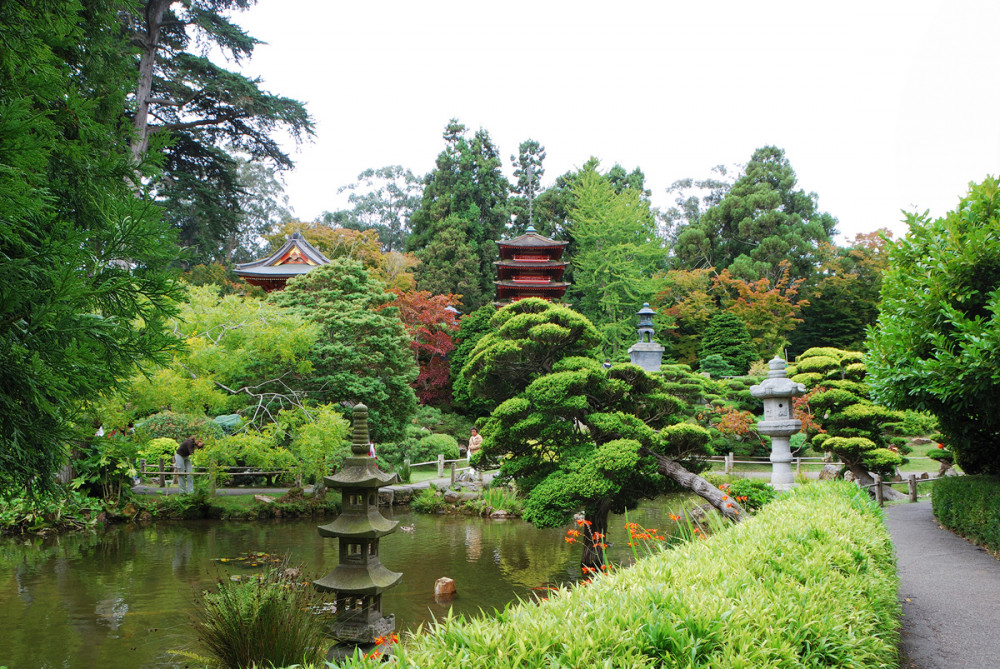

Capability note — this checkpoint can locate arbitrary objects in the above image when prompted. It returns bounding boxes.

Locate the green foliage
[699,312,756,375]
[273,259,418,441]
[0,0,183,497]
[0,489,104,535]
[195,563,326,669]
[450,305,499,416]
[136,412,225,444]
[408,120,510,311]
[127,0,313,263]
[797,348,909,477]
[70,434,140,504]
[278,404,351,484]
[867,177,1000,475]
[460,299,601,407]
[568,163,664,356]
[720,479,777,514]
[410,486,445,514]
[140,438,180,466]
[672,146,838,284]
[337,482,898,668]
[697,354,736,379]
[932,476,1000,555]
[416,433,461,461]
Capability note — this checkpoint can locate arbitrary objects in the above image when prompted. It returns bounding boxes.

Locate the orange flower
[722,495,729,501]
[669,513,680,522]
[564,537,575,543]
[692,527,700,533]
[567,529,580,537]
[726,503,734,508]
[593,532,605,540]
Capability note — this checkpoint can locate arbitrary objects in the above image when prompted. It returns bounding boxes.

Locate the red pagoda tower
[234,232,329,292]
[494,226,570,303]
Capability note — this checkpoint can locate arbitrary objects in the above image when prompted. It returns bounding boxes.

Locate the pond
[0,495,691,668]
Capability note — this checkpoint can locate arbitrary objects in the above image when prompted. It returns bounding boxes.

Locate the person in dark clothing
[175,437,203,493]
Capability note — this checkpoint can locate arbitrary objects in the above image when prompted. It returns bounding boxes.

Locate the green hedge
[320,482,900,668]
[932,475,1000,554]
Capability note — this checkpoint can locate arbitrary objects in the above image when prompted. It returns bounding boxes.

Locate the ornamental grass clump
[194,562,327,669]
[320,481,899,668]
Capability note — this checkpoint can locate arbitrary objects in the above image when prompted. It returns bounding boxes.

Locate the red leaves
[383,289,460,404]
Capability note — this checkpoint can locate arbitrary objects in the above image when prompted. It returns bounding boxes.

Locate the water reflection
[0,495,691,669]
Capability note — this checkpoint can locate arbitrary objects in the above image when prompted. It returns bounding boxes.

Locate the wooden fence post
[874,474,884,506]
[158,458,165,488]
[796,458,802,475]
[908,476,918,503]
[437,453,445,478]
[725,452,733,475]
[450,462,457,485]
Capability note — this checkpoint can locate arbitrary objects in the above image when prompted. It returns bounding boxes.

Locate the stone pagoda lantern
[314,404,401,657]
[628,303,665,373]
[750,357,806,490]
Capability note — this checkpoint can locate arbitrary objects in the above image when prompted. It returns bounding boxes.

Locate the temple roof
[234,231,329,277]
[495,280,569,288]
[496,226,568,248]
[314,562,403,595]
[494,259,568,268]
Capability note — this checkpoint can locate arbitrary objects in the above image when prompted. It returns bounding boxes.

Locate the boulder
[911,437,932,445]
[843,470,856,483]
[818,464,840,481]
[490,509,508,519]
[254,495,274,504]
[434,577,456,600]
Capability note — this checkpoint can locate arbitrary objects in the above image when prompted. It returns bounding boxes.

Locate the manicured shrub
[414,433,460,461]
[136,411,224,443]
[320,482,899,668]
[699,312,756,375]
[721,478,777,513]
[932,475,1000,554]
[139,437,179,465]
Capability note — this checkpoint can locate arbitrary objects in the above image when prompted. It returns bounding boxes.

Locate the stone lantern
[750,357,806,490]
[314,404,401,658]
[628,303,664,373]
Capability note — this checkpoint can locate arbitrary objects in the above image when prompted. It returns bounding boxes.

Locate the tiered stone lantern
[750,357,806,490]
[628,303,665,373]
[314,404,401,656]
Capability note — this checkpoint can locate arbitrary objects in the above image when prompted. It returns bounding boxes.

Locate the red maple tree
[382,289,460,404]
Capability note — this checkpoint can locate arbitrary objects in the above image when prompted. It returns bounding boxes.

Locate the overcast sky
[235,0,1000,243]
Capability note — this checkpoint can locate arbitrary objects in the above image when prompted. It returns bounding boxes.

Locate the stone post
[750,357,806,491]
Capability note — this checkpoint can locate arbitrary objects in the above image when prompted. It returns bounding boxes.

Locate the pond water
[0,495,690,669]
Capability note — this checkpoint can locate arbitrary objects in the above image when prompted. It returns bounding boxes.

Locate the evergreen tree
[568,164,664,357]
[699,313,756,375]
[673,146,837,283]
[335,165,423,252]
[273,260,418,442]
[125,0,313,263]
[509,139,546,234]
[1,0,182,496]
[408,120,510,311]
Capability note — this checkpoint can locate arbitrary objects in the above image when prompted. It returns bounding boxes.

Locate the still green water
[0,496,688,668]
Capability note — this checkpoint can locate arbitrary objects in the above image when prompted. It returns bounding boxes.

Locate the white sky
[235,0,1000,243]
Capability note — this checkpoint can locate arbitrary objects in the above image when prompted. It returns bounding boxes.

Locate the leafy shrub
[136,411,224,444]
[721,478,777,513]
[698,354,737,379]
[341,482,898,668]
[415,433,460,461]
[195,563,326,668]
[932,476,1000,554]
[139,437,179,466]
[410,486,444,513]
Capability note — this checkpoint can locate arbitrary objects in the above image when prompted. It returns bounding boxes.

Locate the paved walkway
[885,501,1000,668]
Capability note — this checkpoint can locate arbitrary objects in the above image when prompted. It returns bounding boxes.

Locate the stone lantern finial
[350,403,370,456]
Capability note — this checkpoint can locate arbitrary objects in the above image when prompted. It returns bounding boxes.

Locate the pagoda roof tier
[495,259,568,269]
[325,457,398,489]
[496,229,568,249]
[495,281,570,289]
[314,563,403,595]
[235,231,329,276]
[317,510,399,539]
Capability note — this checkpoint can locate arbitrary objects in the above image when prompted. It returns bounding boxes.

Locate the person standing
[175,437,202,494]
[467,428,483,458]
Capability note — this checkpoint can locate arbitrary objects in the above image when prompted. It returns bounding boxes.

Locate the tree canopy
[867,178,1000,475]
[272,259,418,442]
[1,0,182,496]
[672,146,837,283]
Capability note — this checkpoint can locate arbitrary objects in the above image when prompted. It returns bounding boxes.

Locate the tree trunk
[848,464,906,501]
[131,0,171,162]
[580,499,612,570]
[641,448,747,522]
